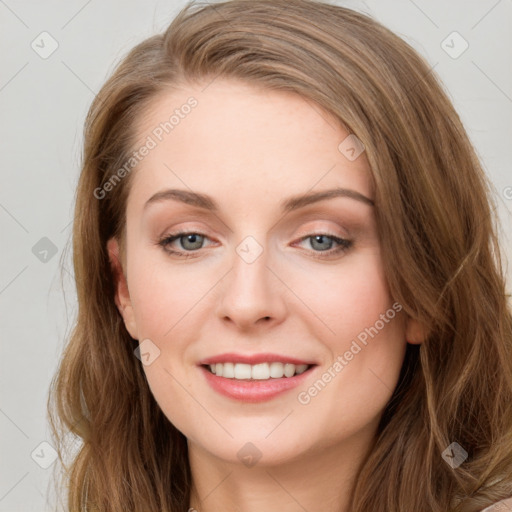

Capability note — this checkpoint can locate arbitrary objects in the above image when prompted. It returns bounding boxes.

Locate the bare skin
[108,79,424,512]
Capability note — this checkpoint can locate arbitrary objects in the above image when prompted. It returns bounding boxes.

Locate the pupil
[313,235,332,251]
[183,234,202,250]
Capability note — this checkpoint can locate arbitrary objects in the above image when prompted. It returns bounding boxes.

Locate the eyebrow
[143,187,375,213]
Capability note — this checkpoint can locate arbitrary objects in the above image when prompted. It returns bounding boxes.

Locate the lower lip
[199,365,316,403]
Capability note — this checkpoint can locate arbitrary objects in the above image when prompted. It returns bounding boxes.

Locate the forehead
[127,79,373,215]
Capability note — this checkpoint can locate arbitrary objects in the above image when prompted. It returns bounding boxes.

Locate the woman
[48,0,512,510]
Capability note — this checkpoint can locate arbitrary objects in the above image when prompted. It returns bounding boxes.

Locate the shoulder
[481,497,512,511]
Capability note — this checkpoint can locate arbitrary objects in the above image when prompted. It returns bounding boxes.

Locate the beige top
[481,497,512,511]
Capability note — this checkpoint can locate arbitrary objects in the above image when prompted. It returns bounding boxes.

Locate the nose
[215,241,288,331]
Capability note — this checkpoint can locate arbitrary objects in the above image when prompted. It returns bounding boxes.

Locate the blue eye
[308,234,342,251]
[157,231,353,260]
[158,232,207,258]
[296,234,353,259]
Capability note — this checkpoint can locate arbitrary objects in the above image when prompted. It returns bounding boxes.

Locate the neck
[188,425,377,512]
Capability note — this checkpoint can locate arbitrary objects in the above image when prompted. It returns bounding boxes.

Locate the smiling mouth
[202,362,315,380]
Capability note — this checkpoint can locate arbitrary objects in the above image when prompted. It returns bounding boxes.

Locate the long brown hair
[48,1,512,510]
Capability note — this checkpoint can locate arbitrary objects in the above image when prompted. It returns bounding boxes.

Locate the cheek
[128,242,394,351]
[286,250,392,343]
[127,249,205,339]
[290,251,406,403]
[126,239,406,449]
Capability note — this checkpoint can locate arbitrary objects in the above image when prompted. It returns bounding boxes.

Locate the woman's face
[109,79,414,466]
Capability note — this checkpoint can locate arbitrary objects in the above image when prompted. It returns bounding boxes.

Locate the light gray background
[1,0,511,510]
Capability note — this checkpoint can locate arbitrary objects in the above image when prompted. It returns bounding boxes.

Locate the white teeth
[234,363,252,379]
[251,363,270,380]
[269,362,284,378]
[295,364,308,375]
[284,363,295,377]
[222,362,234,378]
[206,362,311,379]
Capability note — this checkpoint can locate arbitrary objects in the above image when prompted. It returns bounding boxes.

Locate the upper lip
[198,353,317,366]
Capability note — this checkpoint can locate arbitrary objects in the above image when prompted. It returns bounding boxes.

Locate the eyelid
[289,219,352,243]
[291,232,352,258]
[157,228,353,261]
[157,221,348,246]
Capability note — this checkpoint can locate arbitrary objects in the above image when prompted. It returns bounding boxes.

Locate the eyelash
[156,230,353,260]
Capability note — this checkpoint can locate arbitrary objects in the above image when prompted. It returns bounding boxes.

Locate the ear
[405,316,426,345]
[107,237,139,340]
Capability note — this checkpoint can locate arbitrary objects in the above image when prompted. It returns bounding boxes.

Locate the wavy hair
[48,1,512,510]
